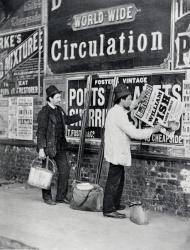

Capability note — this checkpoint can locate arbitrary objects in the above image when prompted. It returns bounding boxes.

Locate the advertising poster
[0,97,8,138]
[7,97,33,140]
[119,73,185,145]
[17,97,33,140]
[67,77,114,139]
[134,84,183,138]
[48,0,171,73]
[0,0,42,32]
[182,79,190,156]
[174,0,190,69]
[8,97,17,139]
[0,28,44,97]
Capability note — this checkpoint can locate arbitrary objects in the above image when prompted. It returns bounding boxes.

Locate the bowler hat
[46,85,62,98]
[114,83,131,102]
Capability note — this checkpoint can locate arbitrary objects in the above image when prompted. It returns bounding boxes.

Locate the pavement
[0,179,190,250]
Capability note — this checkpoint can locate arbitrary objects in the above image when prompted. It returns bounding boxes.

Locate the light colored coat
[104,104,154,167]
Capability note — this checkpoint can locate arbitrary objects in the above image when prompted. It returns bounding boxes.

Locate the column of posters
[182,79,190,156]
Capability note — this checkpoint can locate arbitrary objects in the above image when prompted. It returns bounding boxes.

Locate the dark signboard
[174,12,190,69]
[0,0,42,32]
[48,0,171,73]
[0,28,44,96]
[67,73,185,145]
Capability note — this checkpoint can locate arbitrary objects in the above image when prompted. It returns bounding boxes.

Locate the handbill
[134,84,183,138]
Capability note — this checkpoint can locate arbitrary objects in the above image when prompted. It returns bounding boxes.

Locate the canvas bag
[70,181,103,212]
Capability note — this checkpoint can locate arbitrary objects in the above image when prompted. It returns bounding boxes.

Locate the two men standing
[37,83,161,214]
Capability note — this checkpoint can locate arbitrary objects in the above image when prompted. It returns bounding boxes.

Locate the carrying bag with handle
[70,181,103,212]
[28,156,56,189]
[129,201,149,225]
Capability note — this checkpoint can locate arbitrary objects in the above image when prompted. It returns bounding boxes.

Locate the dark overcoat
[36,105,81,158]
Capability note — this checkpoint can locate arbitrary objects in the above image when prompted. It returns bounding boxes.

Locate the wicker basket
[28,156,55,189]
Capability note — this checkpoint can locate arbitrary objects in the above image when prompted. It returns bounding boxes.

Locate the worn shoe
[103,211,126,219]
[44,199,56,205]
[116,205,126,211]
[56,198,70,204]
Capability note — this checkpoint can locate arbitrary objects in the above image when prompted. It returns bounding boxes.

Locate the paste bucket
[28,156,55,189]
[129,201,149,225]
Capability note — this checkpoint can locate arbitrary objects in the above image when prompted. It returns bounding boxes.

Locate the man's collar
[48,102,56,109]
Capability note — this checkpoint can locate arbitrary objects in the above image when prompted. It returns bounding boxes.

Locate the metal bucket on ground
[28,156,56,189]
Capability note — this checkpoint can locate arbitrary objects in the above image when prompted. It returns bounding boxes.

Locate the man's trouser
[103,163,125,213]
[42,151,70,202]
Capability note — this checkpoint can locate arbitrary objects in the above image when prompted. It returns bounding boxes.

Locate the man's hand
[138,90,146,103]
[152,124,162,133]
[129,90,146,112]
[39,148,46,159]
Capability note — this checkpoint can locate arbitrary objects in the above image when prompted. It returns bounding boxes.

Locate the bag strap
[31,156,56,173]
[45,156,49,169]
[73,188,94,208]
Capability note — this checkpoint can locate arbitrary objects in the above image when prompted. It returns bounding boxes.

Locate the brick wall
[0,144,190,216]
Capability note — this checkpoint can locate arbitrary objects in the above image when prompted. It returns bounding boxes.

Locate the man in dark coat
[37,85,81,205]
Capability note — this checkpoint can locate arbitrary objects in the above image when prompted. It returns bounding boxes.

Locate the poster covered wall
[67,73,185,145]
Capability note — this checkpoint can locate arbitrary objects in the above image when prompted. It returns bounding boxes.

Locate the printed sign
[134,84,183,138]
[8,96,33,140]
[175,31,190,69]
[17,97,33,140]
[0,28,44,96]
[174,11,190,69]
[182,79,190,156]
[180,169,190,193]
[72,4,140,31]
[48,0,171,73]
[67,77,114,139]
[8,97,17,138]
[119,73,185,145]
[0,97,8,138]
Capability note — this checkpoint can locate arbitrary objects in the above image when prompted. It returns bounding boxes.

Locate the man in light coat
[103,83,161,218]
